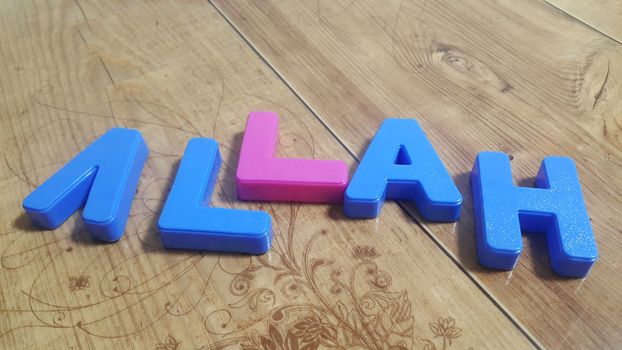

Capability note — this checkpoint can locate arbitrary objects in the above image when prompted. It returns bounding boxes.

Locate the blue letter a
[344,118,462,221]
[22,128,148,242]
[471,152,598,277]
[158,138,272,254]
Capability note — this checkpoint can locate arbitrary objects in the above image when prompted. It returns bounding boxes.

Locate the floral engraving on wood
[422,317,463,350]
[69,275,91,291]
[203,228,467,349]
[156,335,181,350]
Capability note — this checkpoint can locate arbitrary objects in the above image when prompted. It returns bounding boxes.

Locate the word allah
[22,112,598,278]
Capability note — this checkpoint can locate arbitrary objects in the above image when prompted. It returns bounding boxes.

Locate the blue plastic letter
[344,118,462,221]
[471,152,598,277]
[22,128,148,242]
[158,138,272,254]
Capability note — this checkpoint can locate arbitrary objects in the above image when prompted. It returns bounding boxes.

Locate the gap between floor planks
[206,0,544,348]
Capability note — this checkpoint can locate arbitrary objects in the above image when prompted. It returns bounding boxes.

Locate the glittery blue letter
[471,152,598,277]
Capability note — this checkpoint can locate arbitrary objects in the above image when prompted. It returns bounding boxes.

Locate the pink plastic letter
[236,111,349,203]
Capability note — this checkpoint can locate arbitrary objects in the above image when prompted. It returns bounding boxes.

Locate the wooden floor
[0,1,620,349]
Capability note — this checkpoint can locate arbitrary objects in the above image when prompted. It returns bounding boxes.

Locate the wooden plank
[0,0,535,349]
[211,0,622,348]
[545,0,622,43]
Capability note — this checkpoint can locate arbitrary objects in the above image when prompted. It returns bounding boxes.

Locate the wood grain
[0,0,535,349]
[212,0,622,349]
[545,0,622,43]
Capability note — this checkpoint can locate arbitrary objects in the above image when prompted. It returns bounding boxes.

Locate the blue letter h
[471,152,598,278]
